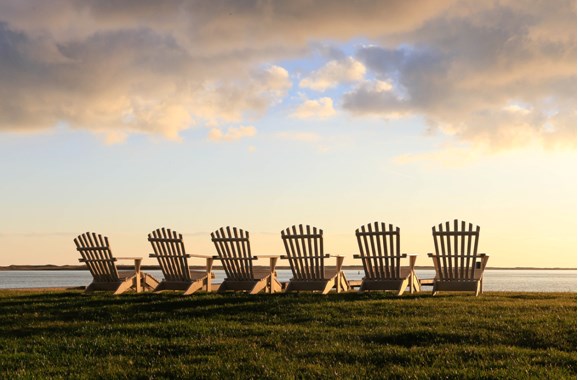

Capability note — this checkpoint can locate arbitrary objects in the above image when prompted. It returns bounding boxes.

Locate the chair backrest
[211,226,254,281]
[356,222,402,279]
[432,219,480,280]
[281,224,325,280]
[148,227,191,281]
[74,232,120,282]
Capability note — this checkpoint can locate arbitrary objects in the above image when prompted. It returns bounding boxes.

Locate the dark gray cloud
[344,0,576,149]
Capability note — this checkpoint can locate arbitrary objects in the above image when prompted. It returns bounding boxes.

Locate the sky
[0,0,575,268]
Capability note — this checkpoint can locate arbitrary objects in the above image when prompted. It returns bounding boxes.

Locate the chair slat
[211,226,253,281]
[355,222,404,280]
[281,224,325,280]
[148,228,191,282]
[432,220,480,281]
[75,232,120,282]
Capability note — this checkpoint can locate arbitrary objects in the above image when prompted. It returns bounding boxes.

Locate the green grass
[0,291,575,379]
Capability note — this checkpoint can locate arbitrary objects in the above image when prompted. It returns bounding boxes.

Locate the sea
[0,269,575,292]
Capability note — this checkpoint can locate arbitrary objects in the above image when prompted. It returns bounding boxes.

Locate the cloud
[0,0,454,140]
[0,0,574,150]
[292,97,336,119]
[208,125,257,142]
[344,1,576,150]
[300,57,366,91]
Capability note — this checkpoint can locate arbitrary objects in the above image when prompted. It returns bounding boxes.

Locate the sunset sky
[0,0,575,268]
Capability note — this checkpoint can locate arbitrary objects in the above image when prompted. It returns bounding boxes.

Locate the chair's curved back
[148,227,191,282]
[356,222,401,279]
[432,219,480,280]
[74,232,120,282]
[281,224,325,280]
[211,226,254,281]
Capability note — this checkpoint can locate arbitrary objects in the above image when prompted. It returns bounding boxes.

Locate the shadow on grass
[365,330,472,348]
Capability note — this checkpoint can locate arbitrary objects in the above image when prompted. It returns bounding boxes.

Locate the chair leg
[270,278,283,293]
[321,281,335,295]
[204,277,211,292]
[142,274,159,291]
[412,273,421,293]
[340,274,350,292]
[183,280,203,295]
[397,278,409,296]
[113,279,134,295]
[475,281,481,296]
[249,279,268,294]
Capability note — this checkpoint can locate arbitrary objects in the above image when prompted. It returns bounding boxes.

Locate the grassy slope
[0,291,575,379]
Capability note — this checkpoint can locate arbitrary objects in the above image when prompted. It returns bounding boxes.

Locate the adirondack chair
[74,232,159,294]
[353,222,420,295]
[280,224,350,294]
[211,226,282,294]
[428,219,490,296]
[148,227,214,295]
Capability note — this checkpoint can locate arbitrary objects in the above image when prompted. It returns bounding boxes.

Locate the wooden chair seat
[75,232,158,294]
[434,269,484,282]
[281,224,350,294]
[428,220,490,296]
[212,227,282,294]
[149,228,214,295]
[354,222,420,295]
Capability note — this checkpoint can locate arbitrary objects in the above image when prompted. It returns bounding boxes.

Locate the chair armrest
[115,257,142,260]
[78,258,117,262]
[213,256,257,261]
[328,254,343,258]
[478,254,489,271]
[353,254,361,259]
[280,255,329,259]
[253,254,280,259]
[149,253,192,258]
[354,254,407,259]
[189,254,212,258]
[427,254,480,258]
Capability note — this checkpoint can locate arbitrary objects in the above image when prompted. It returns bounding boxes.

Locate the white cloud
[292,97,336,119]
[300,57,366,91]
[208,125,257,142]
[503,103,532,115]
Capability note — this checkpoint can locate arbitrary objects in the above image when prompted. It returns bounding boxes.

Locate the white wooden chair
[75,232,158,294]
[148,227,214,295]
[211,226,282,294]
[428,219,490,296]
[354,222,420,295]
[280,224,350,294]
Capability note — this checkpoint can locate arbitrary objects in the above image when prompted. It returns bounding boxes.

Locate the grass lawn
[0,290,575,379]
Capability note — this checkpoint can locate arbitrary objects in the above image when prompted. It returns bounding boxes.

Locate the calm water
[0,269,575,292]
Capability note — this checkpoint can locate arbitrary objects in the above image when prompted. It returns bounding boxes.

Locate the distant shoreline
[0,265,576,271]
